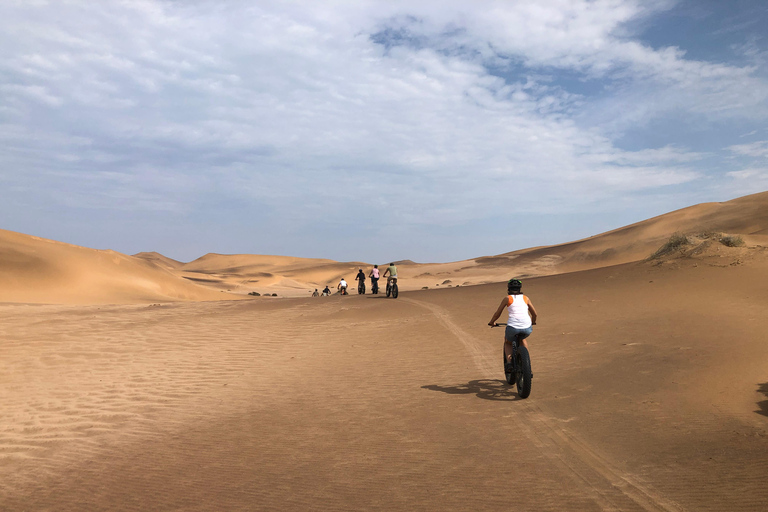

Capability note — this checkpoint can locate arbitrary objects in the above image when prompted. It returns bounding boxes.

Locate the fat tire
[392,284,398,298]
[386,284,391,297]
[515,346,532,398]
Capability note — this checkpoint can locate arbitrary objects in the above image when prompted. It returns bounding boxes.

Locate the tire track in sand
[403,297,684,512]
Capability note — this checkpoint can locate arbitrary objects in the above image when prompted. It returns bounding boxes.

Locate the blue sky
[1,0,767,263]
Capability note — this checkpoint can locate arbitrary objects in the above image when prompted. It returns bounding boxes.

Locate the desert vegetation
[650,232,691,259]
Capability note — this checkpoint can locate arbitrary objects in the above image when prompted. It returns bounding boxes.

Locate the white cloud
[723,167,768,198]
[728,140,768,158]
[0,0,765,259]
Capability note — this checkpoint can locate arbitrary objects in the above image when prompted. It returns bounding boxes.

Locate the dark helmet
[507,278,522,293]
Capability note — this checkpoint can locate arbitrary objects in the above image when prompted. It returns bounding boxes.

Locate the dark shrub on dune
[720,235,744,247]
[650,232,690,259]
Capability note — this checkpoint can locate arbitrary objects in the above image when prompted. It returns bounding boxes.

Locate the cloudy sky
[2,0,767,263]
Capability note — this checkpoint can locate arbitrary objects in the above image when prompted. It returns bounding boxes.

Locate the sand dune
[0,229,239,304]
[133,251,184,271]
[4,192,767,303]
[170,191,768,295]
[2,239,767,510]
[173,252,369,294]
[490,189,768,272]
[2,192,768,509]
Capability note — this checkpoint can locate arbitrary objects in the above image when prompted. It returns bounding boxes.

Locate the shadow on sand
[422,379,521,401]
[757,382,768,417]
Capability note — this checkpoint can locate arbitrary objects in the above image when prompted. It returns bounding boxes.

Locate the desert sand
[2,192,768,510]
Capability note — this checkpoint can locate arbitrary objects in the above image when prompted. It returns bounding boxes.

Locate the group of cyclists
[312,263,397,296]
[311,271,538,393]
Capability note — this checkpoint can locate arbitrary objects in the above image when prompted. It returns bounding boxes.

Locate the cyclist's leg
[517,327,533,350]
[504,326,516,363]
[503,340,514,363]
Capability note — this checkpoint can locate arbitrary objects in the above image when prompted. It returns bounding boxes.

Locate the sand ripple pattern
[2,290,768,511]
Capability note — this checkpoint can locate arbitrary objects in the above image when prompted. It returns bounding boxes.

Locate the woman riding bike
[369,265,380,294]
[488,278,538,372]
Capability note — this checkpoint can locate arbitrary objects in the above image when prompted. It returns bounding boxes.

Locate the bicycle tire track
[404,297,684,512]
[401,298,497,378]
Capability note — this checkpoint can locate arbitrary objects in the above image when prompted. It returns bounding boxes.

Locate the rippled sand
[2,254,768,510]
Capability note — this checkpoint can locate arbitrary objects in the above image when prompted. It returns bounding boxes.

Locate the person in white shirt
[337,278,348,295]
[488,279,538,372]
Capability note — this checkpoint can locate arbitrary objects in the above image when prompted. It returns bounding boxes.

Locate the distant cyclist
[382,262,397,286]
[338,278,348,295]
[488,278,538,371]
[322,285,331,296]
[369,265,380,293]
[312,289,319,297]
[355,269,366,294]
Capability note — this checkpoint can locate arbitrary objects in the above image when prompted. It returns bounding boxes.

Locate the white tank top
[507,294,532,329]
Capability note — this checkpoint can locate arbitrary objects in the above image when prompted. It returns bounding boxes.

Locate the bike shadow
[422,379,522,401]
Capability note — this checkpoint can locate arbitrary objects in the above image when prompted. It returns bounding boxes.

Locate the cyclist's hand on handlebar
[488,321,497,327]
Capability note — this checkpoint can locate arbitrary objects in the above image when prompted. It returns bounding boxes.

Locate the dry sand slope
[2,241,768,511]
[0,229,240,304]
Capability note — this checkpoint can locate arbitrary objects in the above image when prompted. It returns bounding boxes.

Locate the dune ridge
[2,191,768,304]
[0,229,240,305]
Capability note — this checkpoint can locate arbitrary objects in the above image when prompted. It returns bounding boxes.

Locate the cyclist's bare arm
[528,301,538,325]
[382,269,391,277]
[488,297,508,326]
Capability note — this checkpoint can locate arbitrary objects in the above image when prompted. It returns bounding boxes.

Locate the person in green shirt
[382,263,397,287]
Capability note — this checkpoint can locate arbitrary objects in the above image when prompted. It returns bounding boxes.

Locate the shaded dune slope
[0,230,239,304]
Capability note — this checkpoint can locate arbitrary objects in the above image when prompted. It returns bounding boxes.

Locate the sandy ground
[3,245,768,511]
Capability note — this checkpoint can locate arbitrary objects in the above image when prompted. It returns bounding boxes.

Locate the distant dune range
[2,191,768,304]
